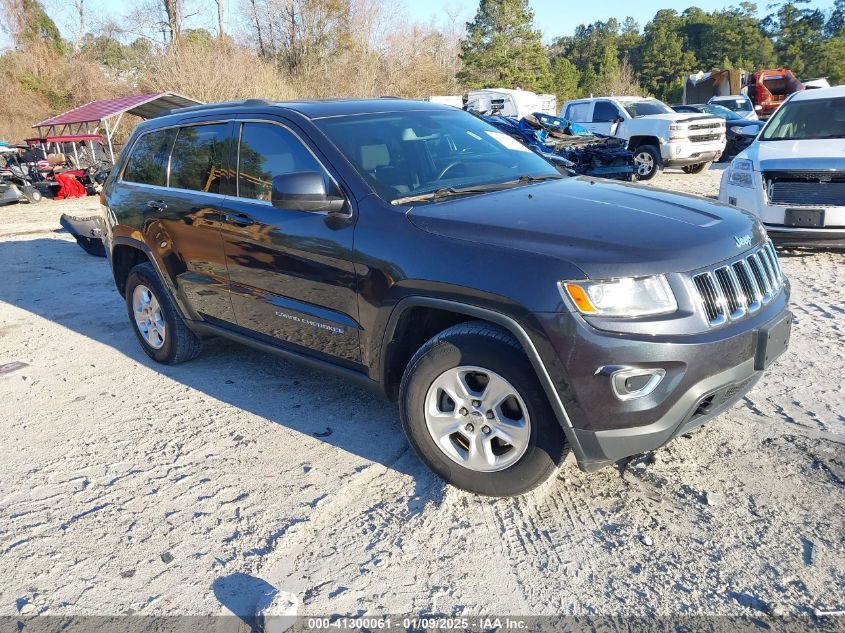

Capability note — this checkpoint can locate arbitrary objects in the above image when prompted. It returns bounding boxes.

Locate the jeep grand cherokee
[102,99,791,496]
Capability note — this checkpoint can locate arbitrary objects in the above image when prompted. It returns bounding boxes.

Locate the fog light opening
[597,366,666,401]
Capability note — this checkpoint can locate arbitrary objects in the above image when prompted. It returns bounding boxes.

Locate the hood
[407,178,765,279]
[744,139,845,171]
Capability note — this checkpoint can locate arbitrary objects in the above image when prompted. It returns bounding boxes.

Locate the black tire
[23,185,42,203]
[632,144,661,181]
[399,321,566,496]
[125,262,202,364]
[682,162,711,174]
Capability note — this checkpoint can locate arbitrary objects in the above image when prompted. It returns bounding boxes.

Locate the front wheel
[399,321,566,496]
[633,145,661,181]
[682,162,711,174]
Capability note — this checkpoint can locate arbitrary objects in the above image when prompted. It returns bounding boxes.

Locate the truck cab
[561,96,726,180]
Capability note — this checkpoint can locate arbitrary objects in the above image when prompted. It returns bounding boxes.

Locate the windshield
[315,109,560,203]
[713,98,752,113]
[760,96,845,141]
[700,104,742,121]
[620,99,674,117]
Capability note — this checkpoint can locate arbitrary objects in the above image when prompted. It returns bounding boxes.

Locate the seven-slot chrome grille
[691,241,785,327]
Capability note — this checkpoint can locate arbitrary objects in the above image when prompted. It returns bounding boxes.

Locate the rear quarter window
[122,128,177,186]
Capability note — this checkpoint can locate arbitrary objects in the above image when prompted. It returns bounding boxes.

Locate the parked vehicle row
[0,142,112,207]
[0,145,45,204]
[561,96,726,180]
[478,111,635,180]
[707,95,760,121]
[100,98,790,496]
[672,103,765,159]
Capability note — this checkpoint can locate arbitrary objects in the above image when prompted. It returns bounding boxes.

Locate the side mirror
[739,125,760,138]
[754,105,763,112]
[271,171,346,213]
[613,115,624,123]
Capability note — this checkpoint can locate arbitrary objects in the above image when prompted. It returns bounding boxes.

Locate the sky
[4,0,834,49]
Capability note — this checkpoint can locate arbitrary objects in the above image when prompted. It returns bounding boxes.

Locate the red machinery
[746,69,804,117]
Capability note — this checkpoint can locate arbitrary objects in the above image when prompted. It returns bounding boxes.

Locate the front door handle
[147,200,167,211]
[224,212,256,226]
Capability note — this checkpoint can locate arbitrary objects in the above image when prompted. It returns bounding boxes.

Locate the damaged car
[478,112,635,180]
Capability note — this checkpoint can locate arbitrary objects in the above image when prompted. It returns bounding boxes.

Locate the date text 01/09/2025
[304,616,529,630]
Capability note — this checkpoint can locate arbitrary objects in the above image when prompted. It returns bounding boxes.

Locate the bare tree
[72,0,85,50]
[163,0,181,42]
[215,0,224,39]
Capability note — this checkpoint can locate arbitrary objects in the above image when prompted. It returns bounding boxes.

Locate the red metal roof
[33,92,202,128]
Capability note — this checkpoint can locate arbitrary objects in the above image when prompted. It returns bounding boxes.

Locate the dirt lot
[1,167,843,623]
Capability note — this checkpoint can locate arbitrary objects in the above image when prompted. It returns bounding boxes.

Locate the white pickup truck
[561,96,726,180]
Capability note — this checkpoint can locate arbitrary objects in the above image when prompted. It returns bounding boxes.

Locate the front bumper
[662,139,725,166]
[719,171,845,245]
[763,225,845,247]
[533,293,791,471]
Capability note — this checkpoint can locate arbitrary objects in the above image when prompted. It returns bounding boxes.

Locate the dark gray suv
[101,98,792,495]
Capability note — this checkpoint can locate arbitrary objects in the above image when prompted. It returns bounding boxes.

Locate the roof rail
[155,98,277,118]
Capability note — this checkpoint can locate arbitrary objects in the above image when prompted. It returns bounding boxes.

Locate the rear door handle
[224,212,256,226]
[147,200,167,211]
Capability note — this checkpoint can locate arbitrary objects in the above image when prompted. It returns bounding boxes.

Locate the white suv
[561,96,726,180]
[719,85,845,247]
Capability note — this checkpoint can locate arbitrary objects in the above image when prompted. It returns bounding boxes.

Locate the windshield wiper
[391,174,563,205]
[516,174,563,184]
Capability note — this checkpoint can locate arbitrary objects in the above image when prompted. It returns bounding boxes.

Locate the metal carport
[32,92,202,163]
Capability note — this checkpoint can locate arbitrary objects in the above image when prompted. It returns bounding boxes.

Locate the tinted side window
[565,102,591,122]
[237,123,325,201]
[169,124,231,193]
[592,101,620,122]
[122,129,176,186]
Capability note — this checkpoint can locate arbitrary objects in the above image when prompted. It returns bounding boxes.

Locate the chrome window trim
[118,117,350,215]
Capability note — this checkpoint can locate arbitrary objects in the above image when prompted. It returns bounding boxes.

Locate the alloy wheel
[132,284,166,349]
[635,151,654,177]
[424,366,531,472]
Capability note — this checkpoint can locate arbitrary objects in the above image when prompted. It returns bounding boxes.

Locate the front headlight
[729,125,745,134]
[561,276,678,318]
[728,158,754,188]
[668,124,688,140]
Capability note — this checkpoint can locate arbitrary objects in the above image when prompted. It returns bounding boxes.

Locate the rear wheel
[633,145,661,181]
[399,321,565,496]
[125,262,202,364]
[682,162,711,174]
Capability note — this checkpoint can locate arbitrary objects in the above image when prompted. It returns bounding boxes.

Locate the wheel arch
[379,297,587,461]
[110,238,152,296]
[627,135,661,151]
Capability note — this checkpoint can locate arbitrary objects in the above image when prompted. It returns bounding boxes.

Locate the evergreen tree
[5,0,65,53]
[458,0,552,92]
[638,10,696,100]
[764,1,826,78]
[550,56,580,103]
[827,0,845,36]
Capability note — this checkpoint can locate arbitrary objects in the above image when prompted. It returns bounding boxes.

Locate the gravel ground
[1,167,843,623]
